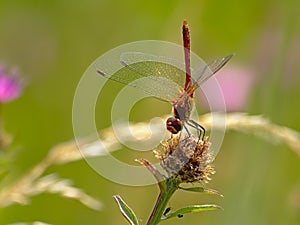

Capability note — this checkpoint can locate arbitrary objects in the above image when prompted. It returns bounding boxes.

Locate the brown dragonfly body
[97,20,233,139]
[166,20,233,139]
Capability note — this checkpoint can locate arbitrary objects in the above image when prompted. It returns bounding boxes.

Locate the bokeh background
[1,0,300,224]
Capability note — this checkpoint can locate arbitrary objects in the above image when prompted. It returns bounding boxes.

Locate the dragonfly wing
[208,54,234,74]
[97,62,182,102]
[127,75,182,102]
[120,52,189,89]
[193,54,234,86]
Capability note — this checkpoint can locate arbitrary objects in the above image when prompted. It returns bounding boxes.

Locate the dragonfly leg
[183,124,191,136]
[186,119,206,141]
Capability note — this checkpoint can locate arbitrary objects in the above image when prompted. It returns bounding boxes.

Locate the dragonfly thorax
[165,92,194,135]
[173,92,194,122]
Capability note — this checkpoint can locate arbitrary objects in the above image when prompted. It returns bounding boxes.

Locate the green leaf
[113,195,139,225]
[162,204,223,220]
[179,186,223,197]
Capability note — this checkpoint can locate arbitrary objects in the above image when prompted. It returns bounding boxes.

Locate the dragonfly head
[166,116,182,134]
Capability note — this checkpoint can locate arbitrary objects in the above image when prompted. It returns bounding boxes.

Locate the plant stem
[146,178,177,225]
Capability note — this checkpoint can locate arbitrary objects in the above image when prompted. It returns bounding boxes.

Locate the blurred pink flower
[0,66,24,103]
[198,66,256,112]
[215,67,256,111]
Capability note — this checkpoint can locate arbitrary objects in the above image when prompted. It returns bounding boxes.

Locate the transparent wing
[97,53,187,101]
[208,54,234,75]
[191,54,234,88]
[120,52,189,88]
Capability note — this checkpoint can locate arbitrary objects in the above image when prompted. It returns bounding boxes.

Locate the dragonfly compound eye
[166,117,183,134]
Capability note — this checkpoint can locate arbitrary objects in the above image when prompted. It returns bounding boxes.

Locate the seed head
[154,135,215,184]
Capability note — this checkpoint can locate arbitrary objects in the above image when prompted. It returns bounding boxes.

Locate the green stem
[146,178,177,225]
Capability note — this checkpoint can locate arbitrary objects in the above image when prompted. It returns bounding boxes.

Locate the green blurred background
[1,0,300,224]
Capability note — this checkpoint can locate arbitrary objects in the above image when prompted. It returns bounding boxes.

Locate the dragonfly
[96,20,233,140]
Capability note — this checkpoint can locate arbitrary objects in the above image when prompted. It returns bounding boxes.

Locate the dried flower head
[154,135,215,183]
[0,66,24,103]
